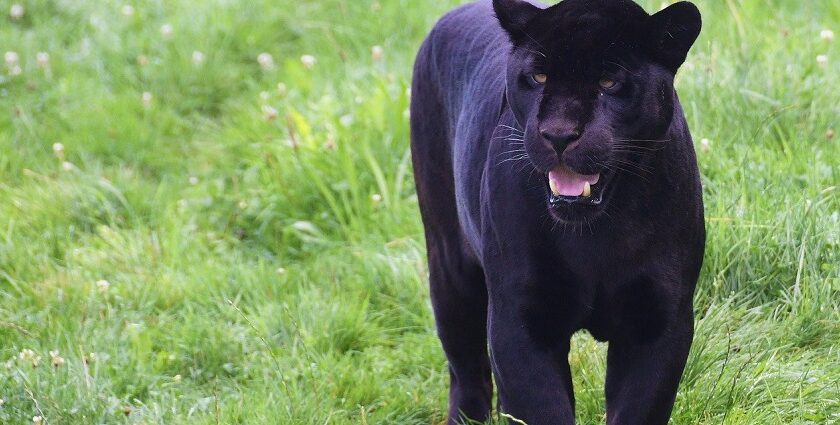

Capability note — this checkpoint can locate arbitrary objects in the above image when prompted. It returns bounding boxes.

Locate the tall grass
[0,0,838,423]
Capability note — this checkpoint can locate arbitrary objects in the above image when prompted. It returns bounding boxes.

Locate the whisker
[614,138,670,143]
[497,124,524,133]
[612,143,667,151]
[605,159,653,174]
[521,47,547,58]
[493,131,526,141]
[605,61,641,77]
[496,149,526,158]
[598,161,651,182]
[496,155,529,167]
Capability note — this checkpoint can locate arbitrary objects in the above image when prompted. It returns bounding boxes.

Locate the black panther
[410,0,705,424]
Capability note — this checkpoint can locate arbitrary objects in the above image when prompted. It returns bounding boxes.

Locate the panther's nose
[540,127,582,154]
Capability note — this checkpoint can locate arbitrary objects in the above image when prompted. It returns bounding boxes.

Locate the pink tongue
[548,166,600,196]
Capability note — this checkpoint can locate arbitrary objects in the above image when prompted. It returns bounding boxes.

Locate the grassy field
[0,0,838,423]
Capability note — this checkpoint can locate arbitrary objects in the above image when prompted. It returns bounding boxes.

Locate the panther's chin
[543,168,615,223]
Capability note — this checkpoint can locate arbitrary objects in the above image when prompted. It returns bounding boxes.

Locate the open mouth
[546,165,607,207]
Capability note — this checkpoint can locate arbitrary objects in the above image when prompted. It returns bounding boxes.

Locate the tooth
[549,179,560,196]
[582,182,591,197]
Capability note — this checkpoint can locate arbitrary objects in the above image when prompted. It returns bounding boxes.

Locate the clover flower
[5,51,19,67]
[816,54,828,67]
[261,105,278,121]
[160,23,173,38]
[371,45,384,61]
[821,29,835,42]
[121,5,135,17]
[300,54,316,69]
[96,279,110,293]
[700,138,711,152]
[19,349,41,367]
[33,416,43,424]
[10,4,24,20]
[191,50,205,65]
[49,350,65,368]
[257,53,274,70]
[52,143,64,157]
[142,91,153,107]
[36,52,50,68]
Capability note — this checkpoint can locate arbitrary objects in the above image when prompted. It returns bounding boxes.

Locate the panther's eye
[533,73,548,84]
[599,78,618,90]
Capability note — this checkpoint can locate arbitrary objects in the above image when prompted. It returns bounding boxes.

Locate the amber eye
[533,73,548,84]
[599,78,617,90]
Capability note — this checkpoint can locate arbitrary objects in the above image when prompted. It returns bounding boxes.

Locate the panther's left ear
[493,0,541,45]
[647,1,702,73]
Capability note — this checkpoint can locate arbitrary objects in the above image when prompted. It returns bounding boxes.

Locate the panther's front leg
[486,276,577,425]
[604,281,695,425]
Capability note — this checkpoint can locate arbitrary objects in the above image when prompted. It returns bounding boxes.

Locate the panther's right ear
[493,0,541,44]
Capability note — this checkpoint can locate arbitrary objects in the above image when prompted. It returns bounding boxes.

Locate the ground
[0,0,838,424]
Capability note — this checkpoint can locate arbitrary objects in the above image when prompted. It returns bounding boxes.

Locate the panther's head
[493,0,701,222]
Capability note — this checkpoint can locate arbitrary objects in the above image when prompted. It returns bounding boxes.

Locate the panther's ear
[647,1,702,73]
[493,0,541,44]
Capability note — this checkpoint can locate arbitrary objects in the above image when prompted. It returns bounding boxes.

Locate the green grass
[0,0,838,423]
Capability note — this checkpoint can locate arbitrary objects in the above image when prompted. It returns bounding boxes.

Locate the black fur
[410,1,705,424]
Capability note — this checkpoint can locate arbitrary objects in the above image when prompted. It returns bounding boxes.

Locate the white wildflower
[816,54,828,67]
[188,176,199,185]
[257,53,274,70]
[821,29,835,42]
[700,138,711,152]
[5,51,19,66]
[19,349,41,367]
[160,23,173,38]
[142,91,153,107]
[49,350,65,368]
[121,5,134,17]
[300,54,316,69]
[36,52,50,68]
[371,45,384,61]
[96,279,110,293]
[10,4,24,20]
[191,50,205,65]
[261,104,278,121]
